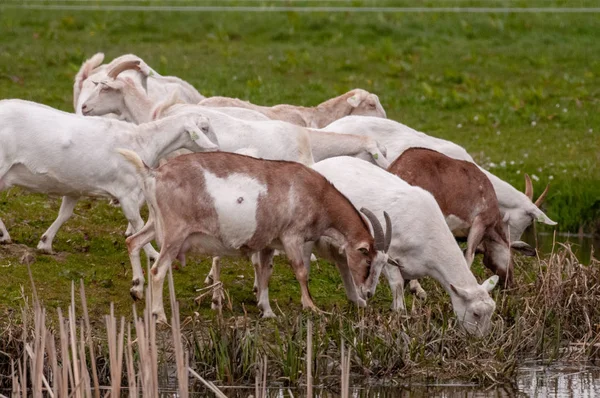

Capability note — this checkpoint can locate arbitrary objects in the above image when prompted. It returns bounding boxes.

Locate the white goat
[312,156,499,337]
[80,74,391,168]
[198,88,387,128]
[120,150,394,322]
[73,53,204,116]
[0,100,218,263]
[321,116,557,243]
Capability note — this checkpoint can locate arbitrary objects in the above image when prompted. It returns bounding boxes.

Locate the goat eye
[366,260,372,266]
[473,313,480,318]
[201,126,209,133]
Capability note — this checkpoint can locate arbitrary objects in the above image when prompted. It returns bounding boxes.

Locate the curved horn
[360,208,385,251]
[107,60,141,79]
[535,184,550,207]
[383,211,392,253]
[524,174,533,200]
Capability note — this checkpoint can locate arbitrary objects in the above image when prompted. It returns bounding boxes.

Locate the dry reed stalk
[125,324,138,398]
[168,267,189,398]
[340,339,351,398]
[57,308,71,398]
[188,367,228,398]
[69,282,82,398]
[105,304,125,398]
[306,318,313,398]
[79,280,100,398]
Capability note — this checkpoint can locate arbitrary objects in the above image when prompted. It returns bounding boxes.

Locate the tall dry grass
[2,244,599,395]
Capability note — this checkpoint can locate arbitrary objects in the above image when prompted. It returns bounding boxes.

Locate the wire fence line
[2,4,600,12]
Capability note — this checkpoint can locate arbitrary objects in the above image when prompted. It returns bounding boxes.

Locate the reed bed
[2,244,599,395]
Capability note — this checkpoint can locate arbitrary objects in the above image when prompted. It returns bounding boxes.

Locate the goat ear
[347,94,362,108]
[511,241,536,256]
[186,123,219,151]
[534,211,557,226]
[386,256,402,269]
[481,275,499,293]
[450,284,470,300]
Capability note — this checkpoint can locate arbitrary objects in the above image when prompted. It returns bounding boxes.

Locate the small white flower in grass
[516,170,521,174]
[496,130,501,135]
[538,167,543,172]
[488,162,497,168]
[420,95,425,100]
[500,160,506,168]
[233,75,238,81]
[556,104,560,108]
[531,121,537,127]
[589,129,593,133]
[549,175,554,180]
[457,123,462,128]
[531,174,540,181]
[524,153,529,158]
[474,115,479,121]
[510,160,515,165]
[563,108,568,113]
[563,169,567,173]
[536,139,541,144]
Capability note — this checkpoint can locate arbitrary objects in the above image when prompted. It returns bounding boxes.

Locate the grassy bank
[0,4,599,389]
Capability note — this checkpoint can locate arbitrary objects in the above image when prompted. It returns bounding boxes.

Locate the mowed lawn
[0,5,598,320]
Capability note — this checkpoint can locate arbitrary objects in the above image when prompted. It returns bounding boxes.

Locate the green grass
[0,5,599,323]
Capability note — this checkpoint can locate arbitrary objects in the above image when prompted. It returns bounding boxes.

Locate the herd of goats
[0,53,557,337]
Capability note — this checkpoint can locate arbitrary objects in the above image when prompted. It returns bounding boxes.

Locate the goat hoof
[36,242,53,254]
[260,310,276,319]
[130,287,144,301]
[152,312,168,325]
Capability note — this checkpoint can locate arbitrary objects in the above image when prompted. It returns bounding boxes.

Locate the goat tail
[117,148,152,180]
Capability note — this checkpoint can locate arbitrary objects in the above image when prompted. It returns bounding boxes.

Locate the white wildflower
[563,108,568,113]
[589,128,593,133]
[531,174,540,181]
[524,153,529,158]
[549,175,554,180]
[474,115,479,121]
[516,170,521,174]
[496,130,501,135]
[556,104,560,108]
[531,121,537,127]
[536,139,541,144]
[538,167,543,172]
[500,160,506,168]
[488,162,497,168]
[457,123,462,128]
[510,160,515,165]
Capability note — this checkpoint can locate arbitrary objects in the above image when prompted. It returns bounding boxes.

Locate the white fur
[203,171,267,248]
[312,156,498,337]
[0,99,218,259]
[321,116,556,241]
[74,53,204,115]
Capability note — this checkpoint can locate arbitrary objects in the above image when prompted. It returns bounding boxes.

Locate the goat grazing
[0,99,218,263]
[312,156,499,337]
[321,116,556,244]
[198,88,387,128]
[120,151,393,322]
[389,148,514,285]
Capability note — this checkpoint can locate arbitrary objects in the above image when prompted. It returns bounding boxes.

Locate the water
[193,362,600,397]
[522,228,599,264]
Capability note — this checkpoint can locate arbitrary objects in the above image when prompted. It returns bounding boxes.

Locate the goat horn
[524,173,533,200]
[535,183,550,207]
[107,60,141,79]
[360,208,385,251]
[383,211,392,253]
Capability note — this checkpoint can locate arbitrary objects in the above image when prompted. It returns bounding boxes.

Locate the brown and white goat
[198,88,386,128]
[120,150,395,322]
[388,148,517,285]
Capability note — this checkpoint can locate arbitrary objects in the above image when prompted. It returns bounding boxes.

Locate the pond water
[190,362,600,397]
[522,228,599,264]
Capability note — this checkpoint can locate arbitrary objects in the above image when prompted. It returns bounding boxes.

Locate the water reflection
[518,362,600,398]
[522,228,599,264]
[214,362,600,397]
